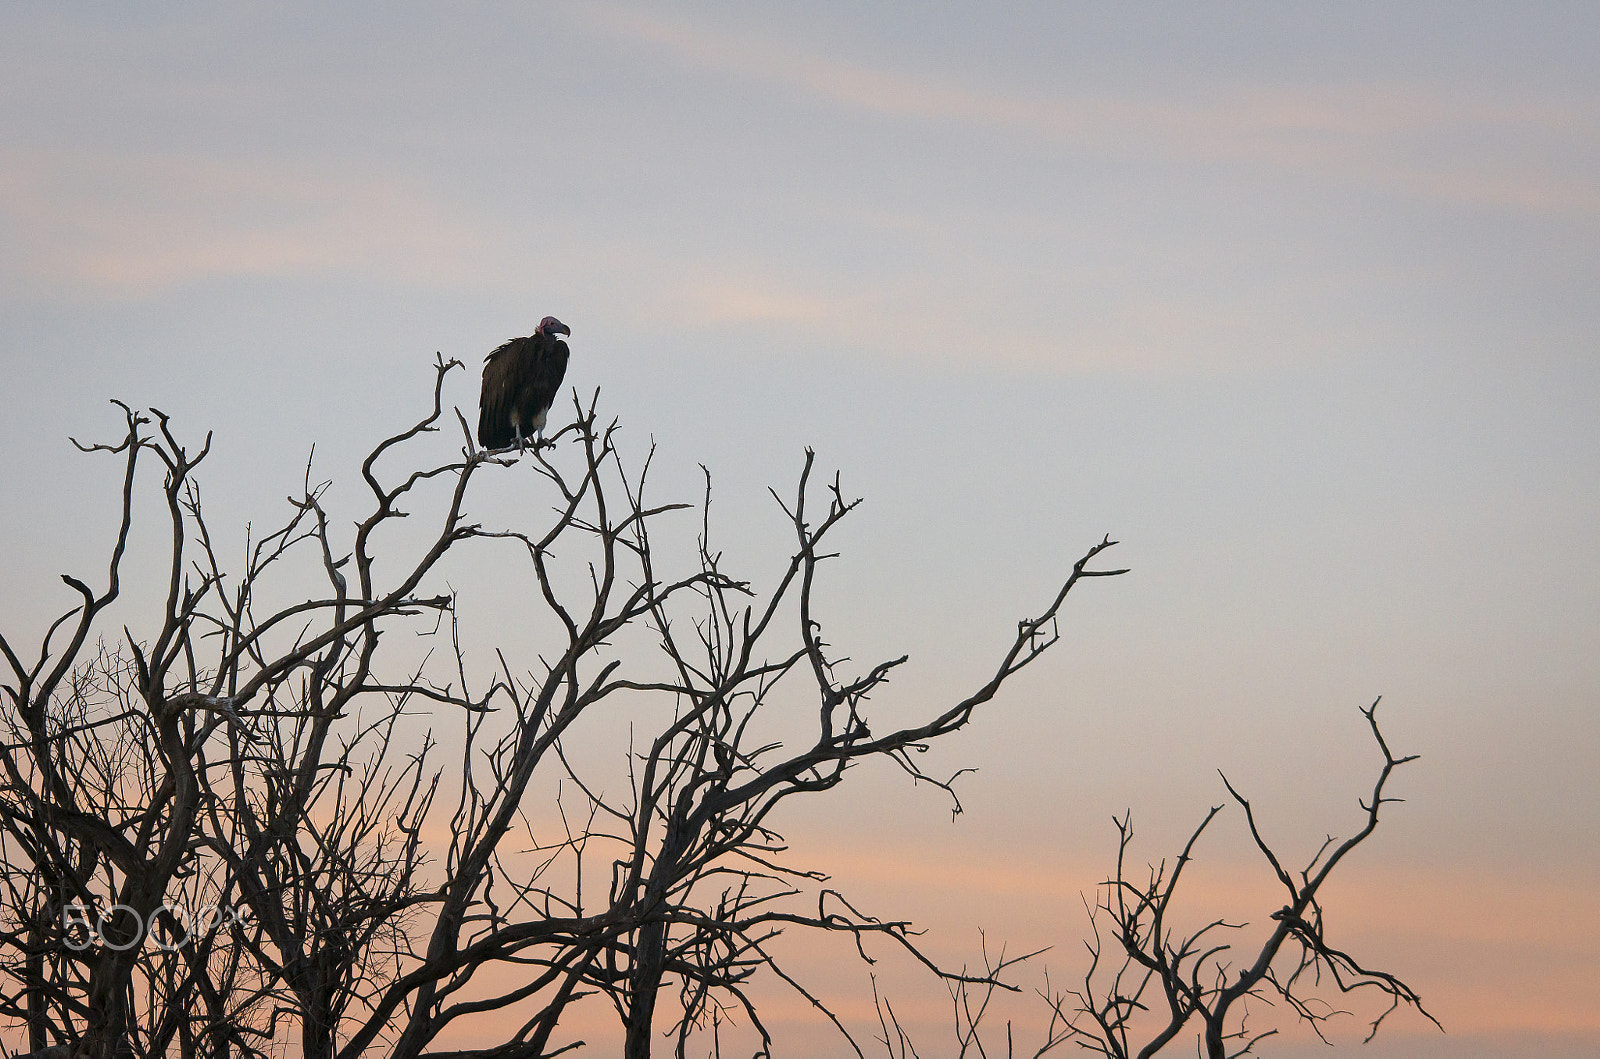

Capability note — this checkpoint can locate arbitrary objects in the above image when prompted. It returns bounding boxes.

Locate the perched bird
[477,317,571,452]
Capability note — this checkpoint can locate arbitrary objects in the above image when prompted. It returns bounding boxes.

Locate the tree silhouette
[0,359,1430,1058]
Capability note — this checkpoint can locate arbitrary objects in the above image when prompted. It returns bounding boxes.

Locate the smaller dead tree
[919,699,1439,1058]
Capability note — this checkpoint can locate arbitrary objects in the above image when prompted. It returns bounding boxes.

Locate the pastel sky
[2,3,1596,1056]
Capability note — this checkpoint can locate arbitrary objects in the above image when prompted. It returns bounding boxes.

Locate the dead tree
[911,700,1440,1058]
[0,358,1128,1058]
[1067,699,1440,1057]
[336,411,1127,1059]
[1,358,471,1058]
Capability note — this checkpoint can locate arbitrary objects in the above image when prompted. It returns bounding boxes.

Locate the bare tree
[890,700,1440,1059]
[3,359,1435,1058]
[1059,698,1440,1058]
[1,360,470,1059]
[1,358,1137,1058]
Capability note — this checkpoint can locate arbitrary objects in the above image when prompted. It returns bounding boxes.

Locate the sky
[2,2,1597,1055]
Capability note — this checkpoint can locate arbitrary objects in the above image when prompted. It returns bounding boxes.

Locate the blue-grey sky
[3,3,1597,1055]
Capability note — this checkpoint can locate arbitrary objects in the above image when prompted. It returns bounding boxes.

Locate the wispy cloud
[626,268,1319,377]
[588,4,1600,217]
[670,273,846,328]
[0,150,496,298]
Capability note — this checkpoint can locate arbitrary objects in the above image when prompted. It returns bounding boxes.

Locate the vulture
[477,316,571,452]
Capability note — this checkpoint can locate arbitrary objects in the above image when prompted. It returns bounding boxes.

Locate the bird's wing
[478,341,521,446]
[529,337,571,414]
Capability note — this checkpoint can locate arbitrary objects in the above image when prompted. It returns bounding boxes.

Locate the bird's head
[537,316,571,337]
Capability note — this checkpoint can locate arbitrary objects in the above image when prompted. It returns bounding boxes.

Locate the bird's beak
[551,321,572,337]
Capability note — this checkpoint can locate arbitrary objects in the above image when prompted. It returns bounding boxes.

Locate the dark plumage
[477,316,571,452]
